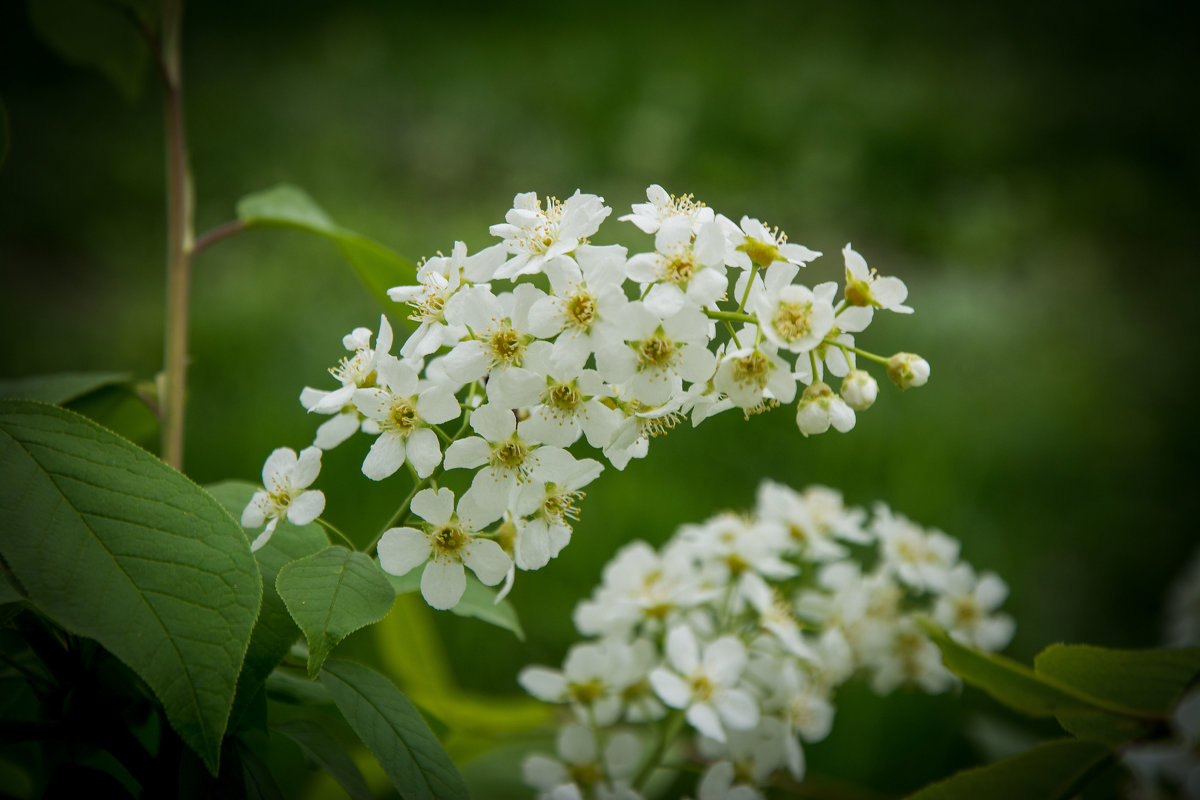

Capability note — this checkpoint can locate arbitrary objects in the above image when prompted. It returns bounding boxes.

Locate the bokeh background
[2,0,1198,796]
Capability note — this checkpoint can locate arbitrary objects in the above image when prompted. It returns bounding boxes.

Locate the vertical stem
[160,0,193,470]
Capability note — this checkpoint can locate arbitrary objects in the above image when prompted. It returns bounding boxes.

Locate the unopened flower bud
[796,381,855,436]
[886,352,930,390]
[840,370,878,410]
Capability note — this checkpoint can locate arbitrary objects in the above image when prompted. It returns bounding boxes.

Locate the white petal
[262,447,297,485]
[416,385,460,425]
[405,428,443,478]
[421,558,466,610]
[687,702,726,742]
[286,490,325,526]
[518,667,568,702]
[715,689,759,731]
[443,437,491,470]
[362,432,406,481]
[649,668,692,709]
[314,411,360,450]
[410,487,454,526]
[703,636,747,686]
[291,446,323,488]
[377,527,432,576]
[462,538,512,585]
[666,625,700,674]
[241,491,269,528]
[471,403,517,441]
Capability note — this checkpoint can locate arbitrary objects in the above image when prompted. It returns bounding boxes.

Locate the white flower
[619,184,714,234]
[873,506,959,592]
[300,316,395,450]
[713,333,797,410]
[749,266,836,354]
[352,355,460,480]
[241,446,325,551]
[526,245,633,373]
[842,243,912,314]
[442,403,579,518]
[794,381,855,436]
[511,456,603,570]
[523,724,641,800]
[726,215,821,271]
[597,303,717,406]
[868,619,955,695]
[490,190,611,280]
[626,217,729,318]
[387,242,505,358]
[649,626,759,743]
[519,343,622,449]
[519,639,636,725]
[442,284,547,406]
[886,352,930,390]
[376,487,510,610]
[695,761,763,800]
[933,565,1016,651]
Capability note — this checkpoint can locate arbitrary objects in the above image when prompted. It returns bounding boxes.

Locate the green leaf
[65,384,159,448]
[1035,644,1200,745]
[27,0,148,101]
[451,576,524,640]
[1034,644,1200,714]
[276,546,396,678]
[0,401,262,774]
[320,659,469,800]
[206,480,329,726]
[387,571,524,640]
[273,718,371,800]
[235,184,415,308]
[904,738,1112,800]
[0,371,131,404]
[919,620,1146,718]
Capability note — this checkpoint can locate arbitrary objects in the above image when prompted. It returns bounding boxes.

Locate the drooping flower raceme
[244,185,932,609]
[518,481,1014,800]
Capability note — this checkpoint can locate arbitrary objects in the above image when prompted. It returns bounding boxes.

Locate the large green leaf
[920,620,1147,718]
[1034,644,1200,714]
[276,546,396,678]
[27,0,149,101]
[206,480,329,726]
[0,401,261,774]
[387,571,524,640]
[1035,644,1200,745]
[273,717,371,800]
[904,738,1112,800]
[320,659,469,800]
[0,371,131,404]
[235,184,416,308]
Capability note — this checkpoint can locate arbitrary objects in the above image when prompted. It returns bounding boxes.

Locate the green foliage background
[2,0,1197,795]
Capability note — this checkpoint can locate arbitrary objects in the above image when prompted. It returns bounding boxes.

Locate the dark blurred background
[2,0,1198,796]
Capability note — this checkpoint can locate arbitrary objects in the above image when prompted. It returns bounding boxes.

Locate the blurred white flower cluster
[243,186,930,609]
[518,481,1014,800]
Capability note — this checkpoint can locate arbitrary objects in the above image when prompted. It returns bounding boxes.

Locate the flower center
[733,350,771,386]
[542,486,584,525]
[547,382,581,414]
[637,334,677,371]
[569,678,605,704]
[331,352,376,388]
[387,399,418,433]
[742,236,779,268]
[953,596,982,625]
[566,291,596,328]
[488,324,525,365]
[665,254,695,284]
[431,524,467,555]
[689,674,716,702]
[490,438,529,473]
[567,763,602,788]
[773,301,813,342]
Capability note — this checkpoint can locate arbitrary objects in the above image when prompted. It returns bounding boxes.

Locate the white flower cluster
[242,186,930,608]
[518,481,1014,800]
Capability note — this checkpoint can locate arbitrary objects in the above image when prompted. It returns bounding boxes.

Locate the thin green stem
[832,341,890,366]
[430,424,453,445]
[809,351,820,384]
[159,0,193,471]
[722,318,741,348]
[705,309,756,325]
[633,709,687,791]
[736,265,759,314]
[315,518,357,550]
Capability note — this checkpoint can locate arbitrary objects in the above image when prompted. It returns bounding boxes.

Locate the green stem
[736,265,759,314]
[366,404,475,556]
[831,341,890,366]
[633,709,688,790]
[705,309,756,325]
[316,518,357,550]
[159,0,193,471]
